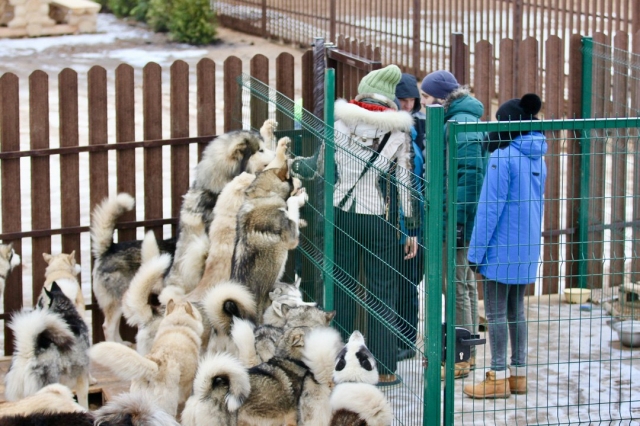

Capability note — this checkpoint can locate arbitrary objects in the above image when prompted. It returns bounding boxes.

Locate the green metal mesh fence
[443,116,640,425]
[237,68,640,425]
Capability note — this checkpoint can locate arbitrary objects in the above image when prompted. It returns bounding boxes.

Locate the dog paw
[295,188,308,206]
[299,218,308,228]
[260,118,278,141]
[276,137,291,156]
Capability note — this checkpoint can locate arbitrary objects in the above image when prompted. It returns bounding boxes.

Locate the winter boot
[463,370,511,399]
[508,367,527,394]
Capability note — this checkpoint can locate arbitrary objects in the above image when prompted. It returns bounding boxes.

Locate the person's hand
[404,236,418,260]
[456,223,465,248]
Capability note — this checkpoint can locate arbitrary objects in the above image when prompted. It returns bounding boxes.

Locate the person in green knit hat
[292,64,419,389]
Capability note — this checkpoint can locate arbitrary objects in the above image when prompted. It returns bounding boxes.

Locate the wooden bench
[0,0,99,38]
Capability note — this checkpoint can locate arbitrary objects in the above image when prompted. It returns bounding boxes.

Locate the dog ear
[275,164,289,181]
[166,299,176,314]
[280,303,291,317]
[68,250,76,262]
[324,310,336,324]
[291,328,305,348]
[43,253,53,264]
[185,301,194,317]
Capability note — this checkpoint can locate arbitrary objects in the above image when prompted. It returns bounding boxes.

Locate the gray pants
[443,247,479,358]
[484,280,528,371]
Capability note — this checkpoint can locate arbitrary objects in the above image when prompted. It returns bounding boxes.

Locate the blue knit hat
[420,70,460,99]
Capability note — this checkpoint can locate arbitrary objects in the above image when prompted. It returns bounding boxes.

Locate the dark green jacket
[442,87,486,242]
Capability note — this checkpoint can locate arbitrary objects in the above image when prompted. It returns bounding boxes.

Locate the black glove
[456,223,465,248]
[468,261,479,273]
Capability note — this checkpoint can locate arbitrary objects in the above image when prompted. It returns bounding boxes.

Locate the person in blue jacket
[464,93,546,399]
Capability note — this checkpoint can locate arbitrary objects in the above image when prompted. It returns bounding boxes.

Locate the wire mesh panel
[444,117,640,425]
[237,74,429,425]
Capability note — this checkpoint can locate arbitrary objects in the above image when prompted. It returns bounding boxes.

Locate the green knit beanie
[357,64,402,103]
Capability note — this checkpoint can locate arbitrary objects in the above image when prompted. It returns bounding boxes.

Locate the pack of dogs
[0,120,393,425]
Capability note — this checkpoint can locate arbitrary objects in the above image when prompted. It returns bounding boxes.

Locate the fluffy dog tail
[122,253,172,328]
[302,326,343,387]
[182,352,251,425]
[4,309,75,401]
[93,391,179,426]
[330,382,393,426]
[90,342,159,382]
[230,317,259,367]
[90,193,135,259]
[202,280,257,336]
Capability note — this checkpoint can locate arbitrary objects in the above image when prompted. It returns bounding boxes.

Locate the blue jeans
[483,280,527,371]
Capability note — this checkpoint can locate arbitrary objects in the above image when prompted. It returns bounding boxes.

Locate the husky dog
[0,411,94,426]
[263,278,317,327]
[201,279,258,354]
[91,192,177,343]
[162,120,278,293]
[330,331,392,426]
[0,242,20,298]
[181,352,251,426]
[121,252,173,355]
[231,137,307,323]
[192,172,257,299]
[298,326,343,426]
[4,282,91,408]
[36,251,84,315]
[92,391,180,426]
[0,383,85,417]
[91,299,203,417]
[252,304,336,364]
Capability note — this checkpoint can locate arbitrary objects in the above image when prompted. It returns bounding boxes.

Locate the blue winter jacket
[467,131,547,284]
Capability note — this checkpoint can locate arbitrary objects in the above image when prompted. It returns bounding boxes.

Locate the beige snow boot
[508,367,527,394]
[463,370,511,399]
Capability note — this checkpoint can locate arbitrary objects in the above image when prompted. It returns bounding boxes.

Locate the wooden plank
[473,40,494,122]
[250,54,269,133]
[542,35,564,295]
[632,30,640,282]
[87,65,108,343]
[170,60,190,235]
[29,70,52,305]
[451,33,466,85]
[142,62,163,241]
[276,52,295,131]
[0,73,23,355]
[58,69,82,268]
[196,58,216,160]
[518,37,539,96]
[301,49,314,130]
[115,64,136,242]
[498,38,516,105]
[224,56,242,132]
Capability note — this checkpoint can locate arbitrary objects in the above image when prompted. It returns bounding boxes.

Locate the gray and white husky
[4,282,91,408]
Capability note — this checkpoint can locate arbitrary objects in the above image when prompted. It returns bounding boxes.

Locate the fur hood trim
[442,85,471,110]
[335,99,414,133]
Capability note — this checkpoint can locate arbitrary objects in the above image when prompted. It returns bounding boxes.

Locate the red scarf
[349,99,394,112]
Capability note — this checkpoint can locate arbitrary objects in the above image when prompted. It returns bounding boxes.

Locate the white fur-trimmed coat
[333,98,414,217]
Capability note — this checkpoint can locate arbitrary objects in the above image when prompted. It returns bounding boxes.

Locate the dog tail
[4,309,75,400]
[202,280,257,336]
[230,317,259,367]
[193,352,250,412]
[90,342,159,382]
[330,382,393,426]
[90,193,135,259]
[122,253,171,328]
[141,230,161,263]
[94,391,179,426]
[302,326,343,387]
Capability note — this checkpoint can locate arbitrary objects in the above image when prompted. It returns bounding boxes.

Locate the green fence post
[443,121,460,425]
[323,68,336,310]
[578,37,593,289]
[424,105,444,425]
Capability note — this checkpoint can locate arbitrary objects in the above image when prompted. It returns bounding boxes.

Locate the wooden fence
[0,52,313,354]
